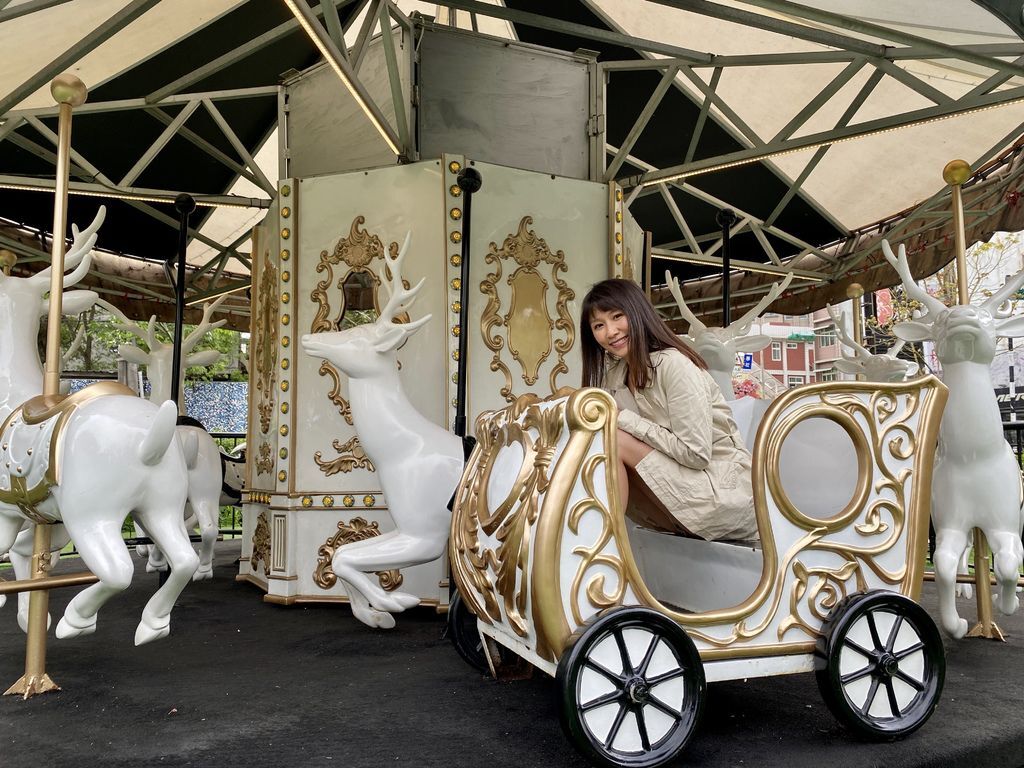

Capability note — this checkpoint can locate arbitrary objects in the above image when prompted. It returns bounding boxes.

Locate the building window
[786,341,798,349]
[787,375,806,388]
[771,341,781,361]
[817,326,837,347]
[819,368,837,382]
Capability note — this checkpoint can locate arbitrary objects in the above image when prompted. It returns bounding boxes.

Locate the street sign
[742,353,753,370]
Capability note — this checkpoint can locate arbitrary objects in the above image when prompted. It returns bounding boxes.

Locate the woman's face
[589,307,630,358]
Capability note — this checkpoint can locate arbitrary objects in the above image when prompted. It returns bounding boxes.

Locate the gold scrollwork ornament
[251,511,271,576]
[314,436,376,476]
[314,517,403,591]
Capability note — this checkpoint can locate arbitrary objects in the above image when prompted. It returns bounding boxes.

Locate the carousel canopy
[0,0,1022,327]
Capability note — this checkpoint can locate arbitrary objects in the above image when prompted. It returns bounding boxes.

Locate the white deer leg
[133,519,151,559]
[11,523,69,632]
[132,504,200,645]
[955,548,973,599]
[190,497,218,581]
[933,527,970,638]
[987,529,1023,616]
[0,512,27,611]
[56,517,134,639]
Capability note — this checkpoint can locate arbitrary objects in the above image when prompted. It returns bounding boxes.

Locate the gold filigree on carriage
[449,377,948,768]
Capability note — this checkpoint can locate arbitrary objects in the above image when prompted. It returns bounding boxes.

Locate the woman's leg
[615,429,699,537]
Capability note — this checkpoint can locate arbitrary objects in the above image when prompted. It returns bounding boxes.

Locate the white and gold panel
[465,161,611,419]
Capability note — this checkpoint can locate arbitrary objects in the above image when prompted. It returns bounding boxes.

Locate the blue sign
[742,353,753,370]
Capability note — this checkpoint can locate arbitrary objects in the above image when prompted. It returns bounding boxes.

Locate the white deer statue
[667,270,794,400]
[300,232,463,629]
[826,303,917,382]
[883,239,1024,638]
[0,208,198,645]
[98,296,228,581]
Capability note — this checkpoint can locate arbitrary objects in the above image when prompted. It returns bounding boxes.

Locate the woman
[581,279,757,542]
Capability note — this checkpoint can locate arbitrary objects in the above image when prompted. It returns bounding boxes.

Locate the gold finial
[50,73,87,107]
[942,159,971,186]
[846,282,864,300]
[0,249,16,275]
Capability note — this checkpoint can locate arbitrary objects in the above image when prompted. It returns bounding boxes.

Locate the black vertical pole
[716,208,737,326]
[169,193,195,409]
[453,167,482,440]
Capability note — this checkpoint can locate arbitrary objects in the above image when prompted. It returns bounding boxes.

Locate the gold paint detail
[450,254,462,267]
[251,511,271,576]
[449,185,462,197]
[615,189,623,202]
[450,231,462,243]
[302,496,313,507]
[448,161,462,173]
[614,232,622,244]
[281,249,290,261]
[280,381,289,392]
[281,228,290,239]
[280,184,291,196]
[363,495,376,507]
[279,448,288,460]
[279,425,289,437]
[314,517,403,592]
[281,207,291,218]
[282,271,290,283]
[255,259,279,434]
[451,326,461,337]
[451,350,460,361]
[451,278,461,291]
[343,495,355,507]
[282,314,290,326]
[615,211,622,222]
[615,253,622,265]
[255,442,273,476]
[314,436,375,476]
[323,495,335,507]
[282,292,290,304]
[281,336,290,348]
[277,470,287,482]
[280,403,289,415]
[450,208,462,220]
[479,216,575,402]
[451,301,461,313]
[318,361,353,425]
[281,358,289,370]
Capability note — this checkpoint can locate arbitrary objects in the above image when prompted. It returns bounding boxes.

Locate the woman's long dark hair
[581,279,707,391]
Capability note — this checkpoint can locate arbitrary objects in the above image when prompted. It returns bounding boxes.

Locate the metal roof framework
[0,0,1022,326]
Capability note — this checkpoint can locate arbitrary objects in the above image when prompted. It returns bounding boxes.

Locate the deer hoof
[374,591,420,613]
[998,593,1019,616]
[192,564,214,582]
[135,544,150,558]
[17,609,52,634]
[943,616,968,639]
[0,594,5,609]
[350,602,397,629]
[135,616,171,646]
[56,608,97,640]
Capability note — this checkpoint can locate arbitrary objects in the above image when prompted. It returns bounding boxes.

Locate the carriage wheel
[447,591,488,673]
[557,607,704,768]
[815,591,944,739]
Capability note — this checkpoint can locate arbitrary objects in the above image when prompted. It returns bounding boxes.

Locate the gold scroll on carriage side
[450,378,947,664]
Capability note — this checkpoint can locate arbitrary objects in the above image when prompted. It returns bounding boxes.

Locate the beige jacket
[604,348,757,541]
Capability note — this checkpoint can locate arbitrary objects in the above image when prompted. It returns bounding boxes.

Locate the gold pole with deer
[5,74,89,698]
[944,158,1003,641]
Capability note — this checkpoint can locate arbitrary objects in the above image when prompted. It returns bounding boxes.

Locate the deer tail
[139,400,179,466]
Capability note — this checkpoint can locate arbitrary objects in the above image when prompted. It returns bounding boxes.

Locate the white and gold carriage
[449,377,948,768]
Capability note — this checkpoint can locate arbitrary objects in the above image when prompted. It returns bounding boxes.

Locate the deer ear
[372,323,408,353]
[892,320,933,342]
[732,334,772,353]
[994,315,1024,339]
[833,359,861,375]
[118,344,151,365]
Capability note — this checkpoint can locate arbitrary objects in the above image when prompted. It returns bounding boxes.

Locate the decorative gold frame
[251,510,272,577]
[450,378,947,664]
[313,436,375,476]
[313,516,403,591]
[479,217,575,402]
[255,258,279,435]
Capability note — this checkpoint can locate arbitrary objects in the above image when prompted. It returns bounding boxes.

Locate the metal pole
[6,74,87,700]
[944,158,1002,640]
[453,167,481,439]
[169,193,195,412]
[716,208,737,326]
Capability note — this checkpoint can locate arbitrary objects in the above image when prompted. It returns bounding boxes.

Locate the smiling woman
[579,279,756,542]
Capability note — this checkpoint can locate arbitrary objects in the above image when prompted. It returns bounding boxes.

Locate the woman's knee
[616,429,652,467]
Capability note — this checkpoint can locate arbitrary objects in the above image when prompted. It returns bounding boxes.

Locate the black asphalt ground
[1,540,1023,768]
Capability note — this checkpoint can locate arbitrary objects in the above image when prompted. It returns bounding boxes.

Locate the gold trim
[313,517,403,592]
[251,510,271,576]
[314,436,375,476]
[254,258,279,435]
[255,442,273,475]
[318,361,353,424]
[479,217,576,402]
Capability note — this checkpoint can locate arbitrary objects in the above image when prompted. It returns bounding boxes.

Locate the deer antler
[666,270,707,337]
[881,240,946,320]
[180,294,228,353]
[827,303,870,361]
[378,232,426,326]
[62,322,87,366]
[982,269,1024,318]
[95,298,162,351]
[724,273,794,340]
[29,207,105,289]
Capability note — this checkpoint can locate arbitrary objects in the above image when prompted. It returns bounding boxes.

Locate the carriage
[448,376,948,768]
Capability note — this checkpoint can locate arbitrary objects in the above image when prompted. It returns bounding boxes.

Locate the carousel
[1,2,1024,767]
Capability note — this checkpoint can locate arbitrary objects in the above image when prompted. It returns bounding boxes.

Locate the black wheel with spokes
[557,607,704,768]
[447,591,488,673]
[815,591,944,739]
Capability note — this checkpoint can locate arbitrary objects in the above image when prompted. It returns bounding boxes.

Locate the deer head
[826,303,916,382]
[882,239,1024,367]
[667,269,793,398]
[301,232,428,380]
[100,296,227,403]
[0,207,105,407]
